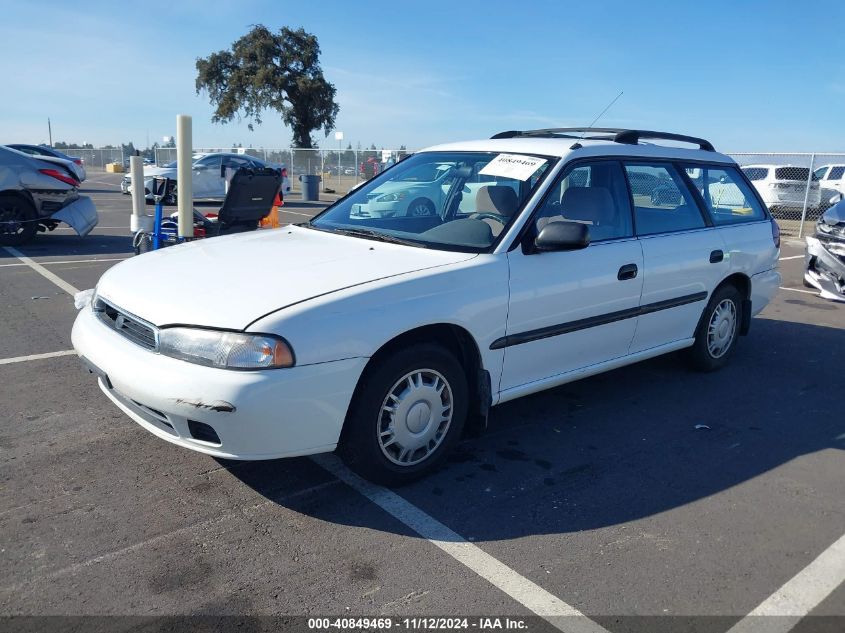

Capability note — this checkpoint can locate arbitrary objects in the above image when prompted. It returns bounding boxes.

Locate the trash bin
[299,174,321,202]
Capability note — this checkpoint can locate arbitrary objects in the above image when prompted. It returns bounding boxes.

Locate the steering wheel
[468,212,509,224]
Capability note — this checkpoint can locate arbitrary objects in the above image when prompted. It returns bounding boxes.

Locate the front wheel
[407,198,435,217]
[687,285,743,372]
[339,343,468,485]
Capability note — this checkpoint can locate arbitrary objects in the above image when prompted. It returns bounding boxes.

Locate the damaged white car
[0,146,98,246]
[72,128,780,485]
[805,193,845,301]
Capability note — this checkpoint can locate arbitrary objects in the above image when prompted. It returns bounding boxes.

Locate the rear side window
[532,161,633,242]
[684,164,767,225]
[623,163,705,235]
[775,167,815,181]
[829,166,845,180]
[742,167,768,181]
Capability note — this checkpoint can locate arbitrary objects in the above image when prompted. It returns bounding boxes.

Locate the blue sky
[1,0,843,152]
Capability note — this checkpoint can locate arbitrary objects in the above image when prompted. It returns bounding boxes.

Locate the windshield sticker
[479,154,547,181]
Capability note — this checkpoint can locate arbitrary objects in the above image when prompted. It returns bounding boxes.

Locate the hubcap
[377,369,453,466]
[707,299,737,359]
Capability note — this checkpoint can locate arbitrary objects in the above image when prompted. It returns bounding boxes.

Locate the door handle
[710,249,724,263]
[617,263,638,280]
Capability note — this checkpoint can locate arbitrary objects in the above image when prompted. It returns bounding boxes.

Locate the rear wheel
[687,285,743,372]
[339,343,468,485]
[0,194,38,246]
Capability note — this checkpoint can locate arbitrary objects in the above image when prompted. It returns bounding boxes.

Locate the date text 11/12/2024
[307,617,529,630]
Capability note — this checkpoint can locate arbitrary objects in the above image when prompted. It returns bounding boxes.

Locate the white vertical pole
[129,156,145,232]
[176,114,193,238]
[798,153,815,239]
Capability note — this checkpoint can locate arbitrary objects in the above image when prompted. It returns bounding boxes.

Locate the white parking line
[53,226,128,230]
[779,287,818,295]
[311,454,610,633]
[779,255,804,261]
[726,532,845,633]
[0,350,76,365]
[0,256,129,268]
[280,210,315,217]
[1,246,79,295]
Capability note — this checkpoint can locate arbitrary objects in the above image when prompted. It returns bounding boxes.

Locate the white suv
[72,128,781,484]
[741,164,821,214]
[814,164,845,208]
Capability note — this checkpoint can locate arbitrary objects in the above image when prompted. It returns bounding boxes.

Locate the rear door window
[829,166,845,180]
[622,163,705,235]
[684,164,766,225]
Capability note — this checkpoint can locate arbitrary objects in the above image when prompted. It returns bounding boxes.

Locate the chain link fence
[153,147,411,196]
[65,148,126,169]
[727,153,845,237]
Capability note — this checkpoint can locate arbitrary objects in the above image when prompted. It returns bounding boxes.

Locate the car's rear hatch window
[775,167,816,181]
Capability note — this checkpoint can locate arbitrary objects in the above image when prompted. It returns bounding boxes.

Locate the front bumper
[71,305,368,459]
[805,235,845,301]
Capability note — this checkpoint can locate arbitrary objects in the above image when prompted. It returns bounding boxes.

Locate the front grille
[94,298,158,351]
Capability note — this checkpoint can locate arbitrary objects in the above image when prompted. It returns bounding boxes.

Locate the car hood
[369,180,431,196]
[95,225,476,330]
[143,166,175,179]
[821,200,845,225]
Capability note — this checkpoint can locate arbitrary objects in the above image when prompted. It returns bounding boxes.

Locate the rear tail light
[73,158,83,166]
[281,168,288,178]
[771,217,781,249]
[39,168,80,187]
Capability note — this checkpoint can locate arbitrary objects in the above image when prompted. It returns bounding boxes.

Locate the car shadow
[1,234,134,259]
[222,317,844,541]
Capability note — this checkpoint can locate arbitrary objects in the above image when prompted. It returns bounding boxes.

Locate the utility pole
[47,118,53,147]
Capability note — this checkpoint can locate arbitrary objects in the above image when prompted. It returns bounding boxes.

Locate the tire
[339,343,468,485]
[687,284,743,372]
[0,194,38,246]
[407,198,435,217]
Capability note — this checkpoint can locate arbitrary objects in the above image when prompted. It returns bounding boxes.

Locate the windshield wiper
[328,227,428,248]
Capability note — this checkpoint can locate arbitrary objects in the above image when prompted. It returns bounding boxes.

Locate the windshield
[310,151,553,252]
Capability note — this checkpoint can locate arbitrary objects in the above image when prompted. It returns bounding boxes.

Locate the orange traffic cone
[260,192,283,229]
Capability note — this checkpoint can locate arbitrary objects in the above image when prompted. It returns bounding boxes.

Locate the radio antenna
[581,91,624,138]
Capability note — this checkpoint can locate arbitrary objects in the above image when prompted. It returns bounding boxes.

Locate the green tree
[195,25,339,149]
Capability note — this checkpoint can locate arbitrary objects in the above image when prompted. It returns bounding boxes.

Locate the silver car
[0,146,98,246]
[5,143,87,183]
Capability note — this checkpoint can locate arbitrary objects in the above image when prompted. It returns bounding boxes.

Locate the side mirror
[830,193,843,205]
[534,220,590,252]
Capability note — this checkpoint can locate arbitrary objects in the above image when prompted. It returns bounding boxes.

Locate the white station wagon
[72,128,781,484]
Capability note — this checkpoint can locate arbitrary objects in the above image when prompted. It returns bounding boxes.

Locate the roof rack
[490,128,715,152]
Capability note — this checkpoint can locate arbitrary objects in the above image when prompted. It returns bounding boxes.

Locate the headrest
[476,185,519,217]
[560,187,615,225]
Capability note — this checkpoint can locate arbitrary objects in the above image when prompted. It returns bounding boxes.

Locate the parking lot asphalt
[1,172,843,631]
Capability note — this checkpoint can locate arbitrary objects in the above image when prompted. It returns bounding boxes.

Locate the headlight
[376,192,407,202]
[158,327,294,370]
